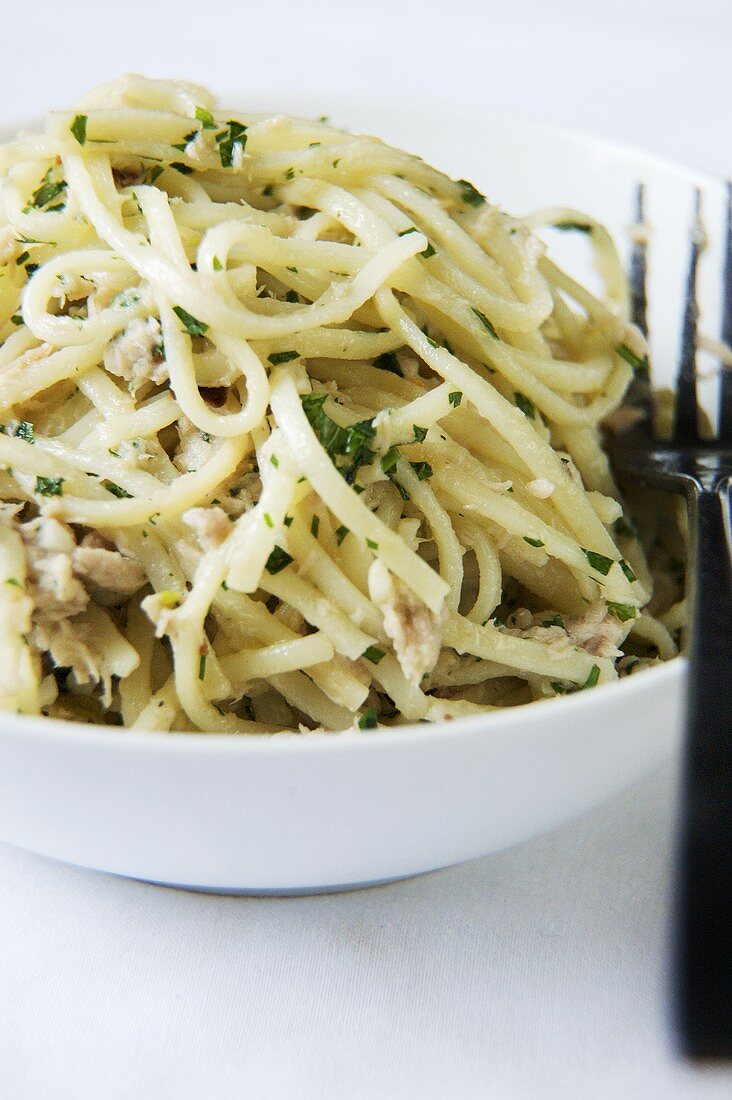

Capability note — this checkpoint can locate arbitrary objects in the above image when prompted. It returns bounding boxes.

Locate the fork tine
[718,180,732,439]
[630,183,648,337]
[672,188,702,442]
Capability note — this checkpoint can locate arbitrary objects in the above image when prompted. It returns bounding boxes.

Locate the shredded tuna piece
[104,316,166,388]
[173,416,212,473]
[368,560,442,685]
[183,506,232,550]
[72,545,145,597]
[564,603,626,659]
[32,604,138,706]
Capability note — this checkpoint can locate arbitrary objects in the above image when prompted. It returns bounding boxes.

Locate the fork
[607,183,732,1059]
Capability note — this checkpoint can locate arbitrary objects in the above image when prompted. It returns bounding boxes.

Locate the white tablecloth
[1,3,731,1096]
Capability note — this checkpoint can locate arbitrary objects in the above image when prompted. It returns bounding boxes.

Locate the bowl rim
[0,104,697,755]
[1,658,685,753]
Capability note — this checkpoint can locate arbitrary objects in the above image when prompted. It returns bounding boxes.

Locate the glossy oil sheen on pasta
[0,75,681,733]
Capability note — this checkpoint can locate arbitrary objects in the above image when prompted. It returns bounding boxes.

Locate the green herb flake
[581,548,615,576]
[380,447,400,475]
[606,601,638,623]
[310,514,320,539]
[195,106,216,130]
[542,613,565,628]
[29,169,67,211]
[420,241,436,259]
[285,290,298,303]
[198,652,207,681]
[283,515,293,527]
[104,481,133,499]
[35,475,64,497]
[413,425,427,442]
[265,546,294,575]
[471,307,499,339]
[216,120,248,168]
[268,350,300,365]
[5,577,21,587]
[448,391,463,408]
[366,538,378,550]
[550,681,570,694]
[616,343,649,377]
[456,178,486,207]
[11,421,34,444]
[70,114,88,146]
[301,393,376,484]
[10,315,23,326]
[16,251,30,267]
[583,664,601,689]
[425,336,439,349]
[263,512,274,528]
[363,645,385,664]
[514,392,535,419]
[284,167,295,181]
[170,162,193,175]
[554,221,592,233]
[358,706,378,730]
[173,305,208,336]
[270,454,279,467]
[523,536,545,548]
[410,461,432,481]
[212,256,223,272]
[373,351,402,376]
[335,525,349,545]
[619,558,637,583]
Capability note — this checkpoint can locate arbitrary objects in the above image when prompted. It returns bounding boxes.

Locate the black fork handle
[676,483,732,1057]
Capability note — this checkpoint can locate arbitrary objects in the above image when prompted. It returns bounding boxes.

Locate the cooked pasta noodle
[0,75,680,732]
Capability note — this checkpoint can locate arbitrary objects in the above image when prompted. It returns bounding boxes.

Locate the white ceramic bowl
[1,98,713,892]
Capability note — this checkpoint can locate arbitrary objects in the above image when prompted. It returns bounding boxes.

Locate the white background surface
[1,1,732,1096]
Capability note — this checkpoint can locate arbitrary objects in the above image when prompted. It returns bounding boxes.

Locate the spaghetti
[0,75,681,732]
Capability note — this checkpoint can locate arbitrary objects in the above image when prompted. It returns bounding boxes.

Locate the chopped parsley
[456,178,486,207]
[380,447,400,475]
[616,344,649,377]
[69,114,87,145]
[619,559,637,583]
[216,120,248,168]
[554,221,591,233]
[2,420,35,444]
[284,166,295,181]
[195,106,217,129]
[580,548,614,576]
[413,425,427,442]
[270,454,279,467]
[104,481,133,498]
[301,392,376,483]
[10,315,23,326]
[606,601,637,623]
[363,645,385,664]
[28,169,67,211]
[335,525,349,545]
[212,256,223,271]
[170,162,193,175]
[550,681,570,695]
[410,461,432,481]
[263,513,274,528]
[198,652,207,681]
[366,538,378,550]
[173,305,208,336]
[514,392,536,419]
[583,664,601,689]
[358,706,378,730]
[35,475,64,497]
[285,290,299,303]
[268,350,300,365]
[523,536,545,548]
[310,515,320,538]
[471,307,499,339]
[420,241,436,258]
[373,351,402,376]
[265,546,293,575]
[448,391,463,408]
[5,577,21,587]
